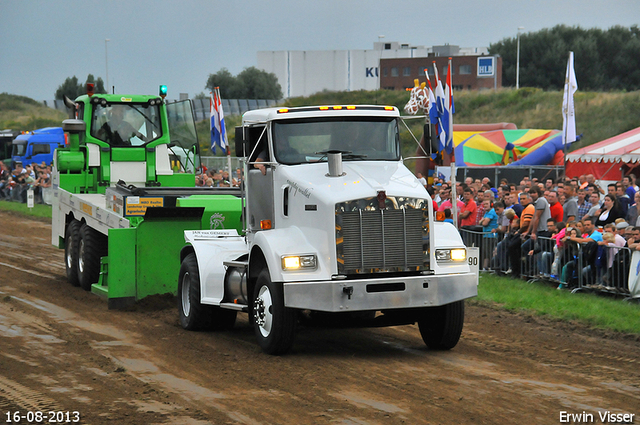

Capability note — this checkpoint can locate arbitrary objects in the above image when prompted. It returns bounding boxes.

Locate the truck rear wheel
[417,300,465,350]
[252,270,295,355]
[65,220,81,287]
[178,253,237,331]
[77,224,107,291]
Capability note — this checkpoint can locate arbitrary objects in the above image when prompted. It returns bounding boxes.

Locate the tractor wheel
[252,269,295,355]
[65,220,81,287]
[417,300,465,350]
[77,224,107,291]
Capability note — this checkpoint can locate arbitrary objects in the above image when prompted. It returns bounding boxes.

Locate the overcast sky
[1,0,638,100]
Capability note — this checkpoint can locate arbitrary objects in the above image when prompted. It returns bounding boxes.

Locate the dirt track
[0,210,639,424]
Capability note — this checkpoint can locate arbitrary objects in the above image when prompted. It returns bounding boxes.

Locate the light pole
[377,35,385,91]
[516,27,524,89]
[105,39,110,93]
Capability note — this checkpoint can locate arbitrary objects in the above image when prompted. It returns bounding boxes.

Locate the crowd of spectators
[195,164,243,188]
[0,161,52,204]
[428,173,640,293]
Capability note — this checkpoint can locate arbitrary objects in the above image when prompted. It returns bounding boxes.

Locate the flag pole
[215,87,233,183]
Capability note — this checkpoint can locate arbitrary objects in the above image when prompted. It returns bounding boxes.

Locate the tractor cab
[56,85,199,194]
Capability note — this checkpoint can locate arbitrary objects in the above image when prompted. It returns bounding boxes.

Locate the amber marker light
[260,220,272,230]
[435,211,445,221]
[277,108,289,113]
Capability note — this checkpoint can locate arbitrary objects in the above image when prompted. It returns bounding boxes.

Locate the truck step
[223,260,248,269]
[220,302,248,312]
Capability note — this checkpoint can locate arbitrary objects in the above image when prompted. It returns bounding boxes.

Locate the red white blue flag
[210,87,227,154]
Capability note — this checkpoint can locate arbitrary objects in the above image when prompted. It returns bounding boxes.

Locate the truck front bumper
[283,272,477,312]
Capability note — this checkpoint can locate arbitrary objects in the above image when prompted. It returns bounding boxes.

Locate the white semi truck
[179,105,478,354]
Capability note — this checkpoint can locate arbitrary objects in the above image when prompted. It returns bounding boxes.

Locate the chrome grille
[339,208,425,272]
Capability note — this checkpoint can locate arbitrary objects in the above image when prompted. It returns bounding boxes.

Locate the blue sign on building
[477,57,494,77]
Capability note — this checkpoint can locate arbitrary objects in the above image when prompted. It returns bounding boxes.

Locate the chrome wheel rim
[181,271,191,316]
[78,238,85,274]
[254,285,273,337]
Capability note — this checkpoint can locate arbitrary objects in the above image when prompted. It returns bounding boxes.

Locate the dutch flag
[210,88,227,154]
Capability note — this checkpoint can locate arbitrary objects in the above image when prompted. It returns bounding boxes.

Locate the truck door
[244,125,274,234]
[165,100,199,173]
[28,142,52,166]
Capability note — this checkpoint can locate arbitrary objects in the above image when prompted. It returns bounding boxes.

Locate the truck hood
[277,161,427,204]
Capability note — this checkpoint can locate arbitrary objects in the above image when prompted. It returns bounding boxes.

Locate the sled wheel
[65,220,81,287]
[417,300,465,350]
[252,269,295,355]
[77,223,107,291]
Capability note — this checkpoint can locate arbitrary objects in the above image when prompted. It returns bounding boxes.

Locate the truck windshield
[272,117,400,164]
[12,142,26,157]
[90,103,162,147]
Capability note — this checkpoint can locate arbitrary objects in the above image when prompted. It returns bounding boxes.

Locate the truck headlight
[282,254,317,270]
[435,248,466,262]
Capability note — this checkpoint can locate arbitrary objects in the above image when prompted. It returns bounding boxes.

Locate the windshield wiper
[315,150,368,161]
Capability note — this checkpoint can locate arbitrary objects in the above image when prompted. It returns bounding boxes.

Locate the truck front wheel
[65,220,81,287]
[77,224,107,291]
[417,300,465,350]
[178,253,237,331]
[252,270,295,355]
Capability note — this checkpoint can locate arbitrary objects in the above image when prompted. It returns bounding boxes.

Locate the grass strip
[474,273,640,335]
[0,201,52,219]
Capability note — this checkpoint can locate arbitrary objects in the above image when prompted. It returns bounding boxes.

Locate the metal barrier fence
[0,184,52,205]
[459,228,634,297]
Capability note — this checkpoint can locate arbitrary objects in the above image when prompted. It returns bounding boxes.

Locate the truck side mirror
[235,126,244,157]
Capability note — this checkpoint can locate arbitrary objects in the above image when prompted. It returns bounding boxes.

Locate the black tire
[77,223,108,291]
[65,220,81,287]
[252,269,296,355]
[178,253,237,331]
[417,300,465,350]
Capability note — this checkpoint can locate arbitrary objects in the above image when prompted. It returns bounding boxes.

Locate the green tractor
[52,85,243,308]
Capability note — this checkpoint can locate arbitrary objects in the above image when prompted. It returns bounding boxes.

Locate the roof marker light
[278,108,289,113]
[319,106,329,110]
[346,106,356,110]
[333,106,343,110]
[384,106,394,111]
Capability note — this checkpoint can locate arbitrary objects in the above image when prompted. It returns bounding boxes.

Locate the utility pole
[105,39,110,93]
[516,27,524,89]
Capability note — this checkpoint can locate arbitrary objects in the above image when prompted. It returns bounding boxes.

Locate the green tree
[55,74,107,99]
[55,76,81,100]
[490,25,640,91]
[237,67,282,99]
[205,68,239,99]
[205,67,282,99]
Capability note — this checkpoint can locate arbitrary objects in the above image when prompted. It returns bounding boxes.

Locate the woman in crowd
[595,194,624,227]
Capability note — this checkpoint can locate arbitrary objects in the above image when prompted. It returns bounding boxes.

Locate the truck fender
[431,222,472,275]
[183,230,248,305]
[251,226,329,284]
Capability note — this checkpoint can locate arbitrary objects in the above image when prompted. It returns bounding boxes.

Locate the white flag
[562,51,578,145]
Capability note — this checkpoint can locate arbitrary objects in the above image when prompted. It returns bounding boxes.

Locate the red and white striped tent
[566,126,640,180]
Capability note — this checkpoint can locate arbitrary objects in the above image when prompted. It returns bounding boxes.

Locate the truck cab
[180,105,477,354]
[11,127,65,169]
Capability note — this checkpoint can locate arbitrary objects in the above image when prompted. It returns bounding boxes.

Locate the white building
[257,42,488,98]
